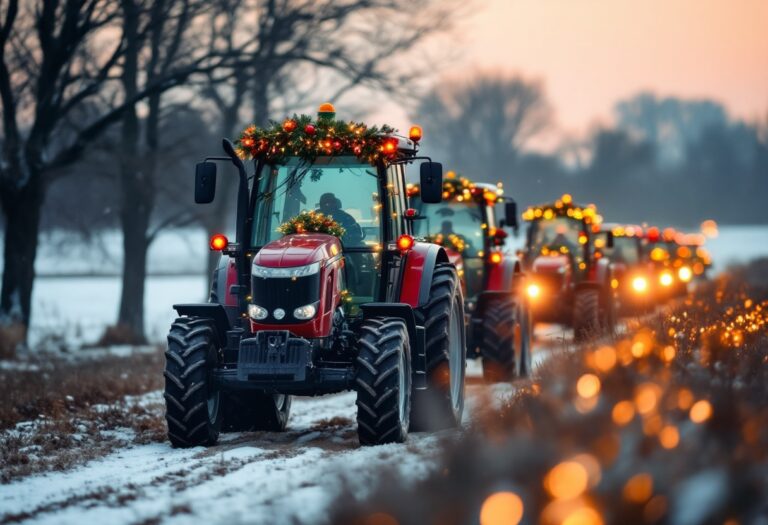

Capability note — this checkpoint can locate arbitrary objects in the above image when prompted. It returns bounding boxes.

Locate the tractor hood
[532,254,570,274]
[253,233,341,268]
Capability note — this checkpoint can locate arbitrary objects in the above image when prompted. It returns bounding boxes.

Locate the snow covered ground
[1,354,541,525]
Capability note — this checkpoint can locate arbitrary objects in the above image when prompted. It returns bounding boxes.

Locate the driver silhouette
[318,193,363,245]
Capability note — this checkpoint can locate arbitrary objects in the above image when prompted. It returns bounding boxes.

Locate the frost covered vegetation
[334,259,768,525]
[0,349,165,483]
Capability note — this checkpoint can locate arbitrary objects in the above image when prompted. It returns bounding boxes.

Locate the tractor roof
[407,172,504,205]
[522,194,602,227]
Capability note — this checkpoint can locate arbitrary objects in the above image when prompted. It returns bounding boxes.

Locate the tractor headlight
[252,261,321,279]
[293,303,318,320]
[631,276,648,293]
[248,304,268,320]
[526,283,541,300]
[659,271,674,287]
[678,266,692,282]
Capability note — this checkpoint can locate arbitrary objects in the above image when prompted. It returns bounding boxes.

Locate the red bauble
[283,119,297,132]
[304,124,316,135]
[332,139,343,151]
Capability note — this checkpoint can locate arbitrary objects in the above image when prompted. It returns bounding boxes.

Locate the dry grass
[0,348,166,483]
[332,260,768,525]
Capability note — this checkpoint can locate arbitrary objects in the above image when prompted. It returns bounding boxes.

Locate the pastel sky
[368,0,768,143]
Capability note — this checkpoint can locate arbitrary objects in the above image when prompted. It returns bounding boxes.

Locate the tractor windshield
[411,201,485,258]
[252,157,382,249]
[602,237,640,265]
[529,217,584,255]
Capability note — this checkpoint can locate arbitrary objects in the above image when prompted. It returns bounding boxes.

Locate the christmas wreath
[277,210,346,238]
[236,103,399,166]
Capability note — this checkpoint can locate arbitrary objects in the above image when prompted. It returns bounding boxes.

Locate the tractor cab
[166,104,467,449]
[597,224,654,314]
[408,174,531,382]
[522,194,617,340]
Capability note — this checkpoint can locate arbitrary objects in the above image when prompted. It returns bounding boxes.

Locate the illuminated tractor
[597,224,655,315]
[164,105,467,448]
[407,174,532,383]
[674,231,712,281]
[645,227,691,298]
[521,194,618,341]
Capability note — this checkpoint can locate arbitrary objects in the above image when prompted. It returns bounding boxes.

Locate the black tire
[481,299,517,383]
[164,317,223,448]
[354,317,411,446]
[411,263,466,430]
[518,297,533,377]
[601,287,617,336]
[222,393,291,432]
[573,289,600,342]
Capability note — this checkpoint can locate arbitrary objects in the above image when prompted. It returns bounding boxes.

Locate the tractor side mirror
[606,231,615,248]
[419,161,443,203]
[504,201,519,230]
[195,161,217,204]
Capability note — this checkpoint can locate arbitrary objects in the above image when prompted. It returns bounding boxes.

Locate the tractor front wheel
[164,317,223,448]
[573,289,600,342]
[354,317,411,446]
[411,263,466,430]
[481,298,533,382]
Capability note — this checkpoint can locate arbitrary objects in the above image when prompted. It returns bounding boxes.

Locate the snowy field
[5,225,765,348]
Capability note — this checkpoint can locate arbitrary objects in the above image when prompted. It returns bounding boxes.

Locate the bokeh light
[480,491,524,525]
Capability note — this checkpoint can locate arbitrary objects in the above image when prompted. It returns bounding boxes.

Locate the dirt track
[0,325,571,525]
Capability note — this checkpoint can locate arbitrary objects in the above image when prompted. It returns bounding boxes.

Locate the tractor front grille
[251,273,320,324]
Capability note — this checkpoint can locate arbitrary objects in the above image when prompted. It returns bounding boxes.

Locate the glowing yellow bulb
[526,283,541,299]
[632,276,648,293]
[678,266,692,282]
[659,272,674,287]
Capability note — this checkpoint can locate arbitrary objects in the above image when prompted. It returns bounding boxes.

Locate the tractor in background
[521,194,618,341]
[596,224,655,315]
[408,174,531,382]
[165,105,467,448]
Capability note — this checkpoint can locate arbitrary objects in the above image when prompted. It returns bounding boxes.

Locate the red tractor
[407,174,532,382]
[596,224,655,315]
[521,194,617,341]
[645,227,690,299]
[165,105,466,447]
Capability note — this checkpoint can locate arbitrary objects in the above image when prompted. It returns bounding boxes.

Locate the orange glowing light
[689,400,712,423]
[612,400,635,426]
[634,383,661,415]
[577,374,601,398]
[382,138,398,155]
[623,473,654,503]
[210,233,228,251]
[408,125,423,142]
[592,346,617,372]
[677,388,694,410]
[544,461,589,500]
[396,234,414,252]
[479,492,524,525]
[661,345,676,363]
[318,102,335,113]
[659,425,680,449]
[489,252,503,264]
[562,507,604,525]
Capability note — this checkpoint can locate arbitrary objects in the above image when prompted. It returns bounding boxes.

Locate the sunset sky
[369,0,768,144]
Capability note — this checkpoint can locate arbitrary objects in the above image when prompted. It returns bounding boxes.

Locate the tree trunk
[0,174,43,354]
[115,0,148,343]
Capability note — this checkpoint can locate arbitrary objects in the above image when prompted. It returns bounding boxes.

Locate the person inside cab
[318,192,364,246]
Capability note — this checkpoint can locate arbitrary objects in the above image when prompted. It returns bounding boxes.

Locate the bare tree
[414,72,552,183]
[196,0,463,281]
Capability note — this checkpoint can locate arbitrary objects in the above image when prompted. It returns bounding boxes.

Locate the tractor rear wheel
[164,317,223,448]
[573,288,600,342]
[481,299,517,382]
[222,393,291,432]
[482,297,533,382]
[354,317,411,446]
[411,263,466,430]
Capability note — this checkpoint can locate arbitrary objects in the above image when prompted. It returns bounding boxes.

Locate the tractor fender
[485,255,523,292]
[209,255,238,307]
[593,257,613,286]
[360,303,427,390]
[173,303,231,348]
[399,242,450,308]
